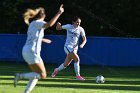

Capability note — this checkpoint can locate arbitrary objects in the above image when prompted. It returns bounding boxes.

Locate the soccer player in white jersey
[51,16,87,80]
[13,4,64,93]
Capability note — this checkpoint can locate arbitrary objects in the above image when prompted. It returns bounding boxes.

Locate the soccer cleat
[51,68,59,78]
[76,76,85,81]
[14,73,20,87]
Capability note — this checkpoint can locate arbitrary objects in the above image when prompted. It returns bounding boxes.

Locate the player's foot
[76,76,85,81]
[14,73,20,87]
[51,68,59,78]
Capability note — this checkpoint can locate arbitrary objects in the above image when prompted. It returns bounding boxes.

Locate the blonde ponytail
[23,8,41,25]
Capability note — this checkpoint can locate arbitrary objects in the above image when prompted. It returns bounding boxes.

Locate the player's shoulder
[78,26,84,30]
[64,24,72,27]
[35,20,46,23]
[30,20,44,25]
[62,24,72,28]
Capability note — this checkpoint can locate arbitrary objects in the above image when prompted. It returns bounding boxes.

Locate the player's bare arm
[44,4,64,29]
[80,35,87,48]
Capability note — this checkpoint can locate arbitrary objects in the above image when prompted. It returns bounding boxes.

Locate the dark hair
[72,16,81,22]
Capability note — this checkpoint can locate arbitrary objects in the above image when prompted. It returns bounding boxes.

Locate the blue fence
[0,34,140,66]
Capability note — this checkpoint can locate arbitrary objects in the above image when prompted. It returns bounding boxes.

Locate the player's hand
[80,44,84,48]
[46,39,52,44]
[56,22,62,30]
[58,4,64,14]
[42,38,52,44]
[57,22,61,26]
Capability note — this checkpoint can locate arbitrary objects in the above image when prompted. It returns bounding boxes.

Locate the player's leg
[14,62,46,93]
[24,61,46,93]
[51,47,73,77]
[51,54,73,78]
[51,46,73,77]
[14,51,46,93]
[24,78,38,93]
[14,56,46,83]
[15,49,46,80]
[28,61,47,79]
[72,51,85,81]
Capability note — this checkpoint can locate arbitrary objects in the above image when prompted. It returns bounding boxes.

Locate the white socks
[24,79,38,93]
[58,63,66,71]
[19,72,41,93]
[57,62,80,76]
[74,62,80,76]
[20,72,41,79]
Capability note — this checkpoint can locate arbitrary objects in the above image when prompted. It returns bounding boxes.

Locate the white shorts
[22,46,43,64]
[64,46,78,55]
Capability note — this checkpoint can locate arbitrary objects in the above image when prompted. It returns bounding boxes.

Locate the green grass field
[0,62,140,93]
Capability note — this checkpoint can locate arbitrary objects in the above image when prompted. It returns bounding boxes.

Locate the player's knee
[75,58,80,63]
[63,64,69,67]
[40,72,47,79]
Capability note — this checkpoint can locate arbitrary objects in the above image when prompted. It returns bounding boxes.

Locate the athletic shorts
[22,46,43,64]
[64,46,78,55]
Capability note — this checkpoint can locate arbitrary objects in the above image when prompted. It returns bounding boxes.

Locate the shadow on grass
[1,82,140,91]
[37,83,140,91]
[44,78,140,85]
[1,77,140,86]
[1,62,140,91]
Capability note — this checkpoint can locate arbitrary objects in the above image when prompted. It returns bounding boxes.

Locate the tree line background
[0,0,139,37]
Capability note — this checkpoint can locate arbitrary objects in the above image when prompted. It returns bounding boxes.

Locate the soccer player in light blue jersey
[14,4,64,93]
[51,16,87,80]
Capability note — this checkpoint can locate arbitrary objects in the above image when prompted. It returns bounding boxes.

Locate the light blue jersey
[24,20,46,55]
[22,20,46,64]
[62,24,85,54]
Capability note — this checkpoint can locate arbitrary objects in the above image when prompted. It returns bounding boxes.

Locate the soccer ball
[96,75,105,84]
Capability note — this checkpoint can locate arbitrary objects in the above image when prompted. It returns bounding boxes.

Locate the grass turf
[0,62,140,93]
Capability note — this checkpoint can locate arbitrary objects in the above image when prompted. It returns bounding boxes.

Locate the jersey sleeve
[35,21,46,30]
[80,27,86,36]
[62,24,71,30]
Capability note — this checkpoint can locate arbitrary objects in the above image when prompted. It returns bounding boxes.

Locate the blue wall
[0,34,140,66]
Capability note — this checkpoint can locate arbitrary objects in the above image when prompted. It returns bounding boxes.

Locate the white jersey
[62,24,86,49]
[23,20,46,55]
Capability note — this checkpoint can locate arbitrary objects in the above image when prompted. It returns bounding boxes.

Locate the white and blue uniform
[62,24,86,55]
[22,20,46,64]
